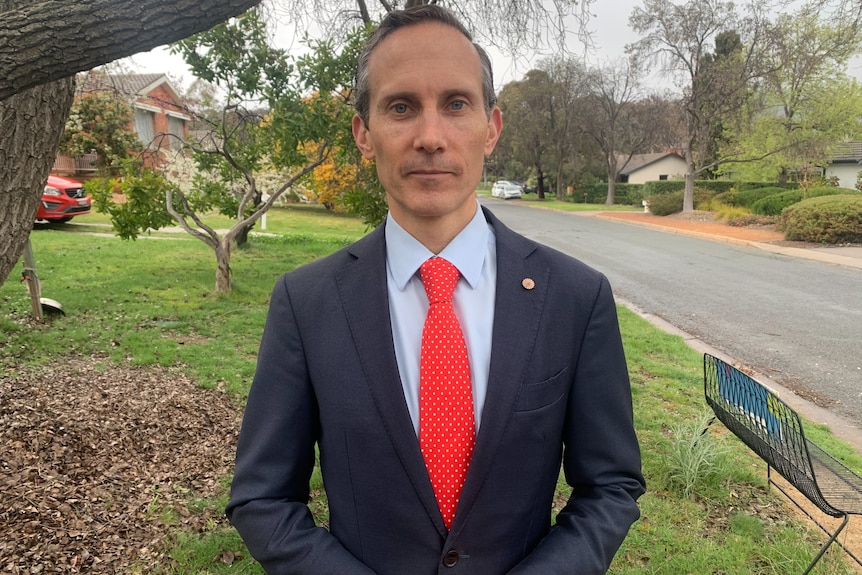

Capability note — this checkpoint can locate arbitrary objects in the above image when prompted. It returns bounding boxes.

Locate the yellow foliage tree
[306,141,376,212]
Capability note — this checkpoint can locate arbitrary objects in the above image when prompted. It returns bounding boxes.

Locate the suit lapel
[336,224,446,533]
[452,208,550,532]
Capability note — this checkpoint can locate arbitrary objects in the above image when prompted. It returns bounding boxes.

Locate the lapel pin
[521,278,535,290]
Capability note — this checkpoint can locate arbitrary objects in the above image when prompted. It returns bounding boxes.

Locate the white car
[491,180,522,199]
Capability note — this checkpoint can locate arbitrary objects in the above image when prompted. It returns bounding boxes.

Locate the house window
[659,175,668,181]
[167,116,186,150]
[134,109,155,147]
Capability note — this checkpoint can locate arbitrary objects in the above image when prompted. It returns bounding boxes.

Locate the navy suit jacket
[227,206,645,574]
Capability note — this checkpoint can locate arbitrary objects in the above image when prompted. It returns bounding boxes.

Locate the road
[483,199,862,428]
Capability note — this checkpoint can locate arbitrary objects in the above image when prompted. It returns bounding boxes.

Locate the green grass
[3,205,860,574]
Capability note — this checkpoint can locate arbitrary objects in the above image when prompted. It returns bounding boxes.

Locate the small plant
[667,411,729,499]
[723,213,778,227]
[712,205,751,222]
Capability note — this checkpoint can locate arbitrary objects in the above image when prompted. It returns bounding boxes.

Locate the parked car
[491,180,522,199]
[36,175,91,223]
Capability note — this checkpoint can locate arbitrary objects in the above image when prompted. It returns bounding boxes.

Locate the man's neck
[389,204,478,255]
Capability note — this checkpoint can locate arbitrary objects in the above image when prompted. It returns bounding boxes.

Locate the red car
[35,175,92,223]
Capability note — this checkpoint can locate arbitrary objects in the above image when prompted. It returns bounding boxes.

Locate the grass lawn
[3,202,861,574]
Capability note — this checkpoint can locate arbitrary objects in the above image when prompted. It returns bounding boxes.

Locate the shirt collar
[385,202,489,291]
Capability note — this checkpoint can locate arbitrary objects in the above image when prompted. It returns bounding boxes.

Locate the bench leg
[767,467,853,574]
[801,513,848,575]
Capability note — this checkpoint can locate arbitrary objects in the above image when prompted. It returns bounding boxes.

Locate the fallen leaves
[0,357,242,573]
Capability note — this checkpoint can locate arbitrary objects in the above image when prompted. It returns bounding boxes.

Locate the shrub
[752,187,858,216]
[646,188,713,216]
[711,190,736,206]
[733,187,786,209]
[778,195,862,244]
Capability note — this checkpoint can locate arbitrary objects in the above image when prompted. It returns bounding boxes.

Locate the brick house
[53,72,191,178]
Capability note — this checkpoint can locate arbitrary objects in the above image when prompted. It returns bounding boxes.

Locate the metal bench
[703,353,862,574]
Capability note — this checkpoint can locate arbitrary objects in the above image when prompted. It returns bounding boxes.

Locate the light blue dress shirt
[385,203,497,434]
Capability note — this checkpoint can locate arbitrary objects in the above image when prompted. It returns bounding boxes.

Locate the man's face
[352,22,502,234]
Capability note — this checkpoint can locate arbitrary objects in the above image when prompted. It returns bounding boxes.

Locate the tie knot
[420,257,460,304]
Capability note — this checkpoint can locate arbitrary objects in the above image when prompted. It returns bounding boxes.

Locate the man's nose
[413,110,446,152]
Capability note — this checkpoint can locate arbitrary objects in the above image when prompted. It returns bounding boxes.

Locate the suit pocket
[513,368,569,412]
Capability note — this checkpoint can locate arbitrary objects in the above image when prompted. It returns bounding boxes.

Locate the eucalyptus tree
[579,58,672,205]
[495,70,556,199]
[628,0,771,211]
[540,58,591,199]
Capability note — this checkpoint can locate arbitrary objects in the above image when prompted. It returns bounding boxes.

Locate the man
[226,5,645,574]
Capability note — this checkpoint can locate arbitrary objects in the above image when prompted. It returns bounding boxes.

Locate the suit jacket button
[443,550,459,567]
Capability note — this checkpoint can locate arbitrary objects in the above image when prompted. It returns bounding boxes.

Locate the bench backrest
[703,353,838,516]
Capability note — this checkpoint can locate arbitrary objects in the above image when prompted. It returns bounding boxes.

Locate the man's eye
[451,100,466,111]
[392,103,409,114]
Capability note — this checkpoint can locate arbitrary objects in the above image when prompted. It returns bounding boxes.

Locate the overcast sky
[125,0,645,90]
[124,0,862,94]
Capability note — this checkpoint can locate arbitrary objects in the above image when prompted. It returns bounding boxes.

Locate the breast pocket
[513,368,569,412]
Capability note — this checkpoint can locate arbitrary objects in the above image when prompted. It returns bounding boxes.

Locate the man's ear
[484,107,503,157]
[352,115,375,159]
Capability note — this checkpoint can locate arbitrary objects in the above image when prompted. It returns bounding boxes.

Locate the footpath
[594,210,862,270]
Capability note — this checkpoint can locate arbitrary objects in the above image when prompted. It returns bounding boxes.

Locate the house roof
[618,152,685,176]
[80,72,182,106]
[829,142,862,164]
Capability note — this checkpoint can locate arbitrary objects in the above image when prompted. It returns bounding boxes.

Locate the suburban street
[483,199,862,429]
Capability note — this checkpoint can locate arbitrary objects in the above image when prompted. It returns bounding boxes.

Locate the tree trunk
[555,164,565,201]
[606,179,617,206]
[0,0,263,102]
[234,221,256,246]
[537,169,546,201]
[0,78,75,287]
[683,149,696,212]
[683,170,696,212]
[605,156,618,206]
[215,237,232,293]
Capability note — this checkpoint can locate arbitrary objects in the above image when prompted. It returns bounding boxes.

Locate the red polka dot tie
[418,257,475,530]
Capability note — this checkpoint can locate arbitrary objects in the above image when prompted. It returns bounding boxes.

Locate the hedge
[569,182,644,205]
[645,188,715,216]
[778,195,862,244]
[641,180,744,197]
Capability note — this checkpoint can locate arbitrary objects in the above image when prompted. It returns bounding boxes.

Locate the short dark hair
[354,5,496,127]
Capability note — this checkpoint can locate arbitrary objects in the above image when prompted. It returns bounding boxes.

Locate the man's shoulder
[280,224,384,283]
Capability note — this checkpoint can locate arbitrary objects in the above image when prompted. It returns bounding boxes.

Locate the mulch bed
[0,358,242,573]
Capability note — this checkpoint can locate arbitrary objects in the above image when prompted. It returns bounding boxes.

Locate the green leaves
[60,90,143,172]
[87,168,181,240]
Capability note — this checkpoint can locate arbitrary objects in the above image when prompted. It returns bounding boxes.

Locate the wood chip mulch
[0,358,243,573]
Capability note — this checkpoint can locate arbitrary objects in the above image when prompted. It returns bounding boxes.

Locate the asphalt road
[483,199,862,428]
